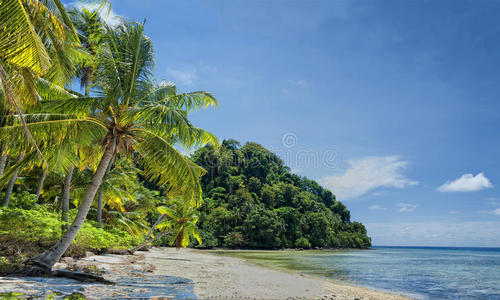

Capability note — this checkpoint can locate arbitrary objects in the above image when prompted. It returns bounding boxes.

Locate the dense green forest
[192,140,371,249]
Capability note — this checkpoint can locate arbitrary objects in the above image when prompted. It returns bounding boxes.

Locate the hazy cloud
[366,221,500,247]
[492,208,500,215]
[166,68,198,86]
[438,173,493,192]
[319,156,418,199]
[368,204,386,210]
[397,202,417,212]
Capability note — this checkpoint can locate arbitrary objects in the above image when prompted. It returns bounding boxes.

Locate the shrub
[193,229,217,249]
[8,191,37,210]
[295,237,311,249]
[223,232,246,248]
[0,207,140,261]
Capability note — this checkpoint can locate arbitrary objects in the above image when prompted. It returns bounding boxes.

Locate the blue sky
[85,0,500,246]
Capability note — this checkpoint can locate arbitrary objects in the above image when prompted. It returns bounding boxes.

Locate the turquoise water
[291,247,500,299]
[219,247,500,299]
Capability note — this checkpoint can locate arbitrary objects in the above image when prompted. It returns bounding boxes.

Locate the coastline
[0,247,412,299]
[144,247,411,299]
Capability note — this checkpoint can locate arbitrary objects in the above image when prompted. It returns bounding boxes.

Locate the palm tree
[128,198,202,254]
[5,20,219,269]
[67,7,108,227]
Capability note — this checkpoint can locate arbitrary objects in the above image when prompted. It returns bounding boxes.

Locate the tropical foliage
[191,140,371,249]
[0,1,218,270]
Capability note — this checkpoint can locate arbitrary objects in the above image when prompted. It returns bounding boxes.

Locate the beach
[0,247,411,299]
[144,248,409,300]
[144,247,410,299]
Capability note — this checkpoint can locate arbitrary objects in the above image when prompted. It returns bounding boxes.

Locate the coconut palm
[67,7,110,227]
[128,198,202,254]
[3,20,219,269]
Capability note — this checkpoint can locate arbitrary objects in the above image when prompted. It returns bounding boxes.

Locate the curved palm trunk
[2,154,23,207]
[0,144,8,177]
[97,157,113,228]
[35,169,48,200]
[128,229,172,254]
[61,166,74,232]
[97,190,103,228]
[146,214,164,240]
[34,140,115,269]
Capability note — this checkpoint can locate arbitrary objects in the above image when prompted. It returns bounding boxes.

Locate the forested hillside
[191,139,371,249]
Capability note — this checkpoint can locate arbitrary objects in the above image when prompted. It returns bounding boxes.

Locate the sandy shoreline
[0,248,412,299]
[144,247,411,300]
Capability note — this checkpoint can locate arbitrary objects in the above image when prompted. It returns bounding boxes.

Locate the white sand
[144,247,411,300]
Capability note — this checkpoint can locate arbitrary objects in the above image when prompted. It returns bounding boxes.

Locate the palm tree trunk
[2,154,23,207]
[97,190,103,228]
[35,169,48,200]
[61,166,74,232]
[97,157,113,228]
[145,214,164,240]
[128,229,172,254]
[0,144,8,177]
[34,139,116,269]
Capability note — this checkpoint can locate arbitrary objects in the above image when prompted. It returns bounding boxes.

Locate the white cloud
[166,68,198,86]
[368,204,386,210]
[492,208,500,215]
[366,221,500,247]
[438,173,493,192]
[448,210,460,214]
[319,156,418,199]
[397,202,417,212]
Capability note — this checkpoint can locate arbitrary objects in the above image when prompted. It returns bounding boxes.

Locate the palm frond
[40,97,105,117]
[36,78,77,100]
[134,129,206,205]
[0,117,106,148]
[95,21,154,107]
[141,82,218,112]
[130,103,218,150]
[0,0,50,75]
[162,91,218,111]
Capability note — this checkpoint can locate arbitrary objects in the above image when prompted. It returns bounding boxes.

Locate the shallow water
[0,273,196,299]
[216,246,500,300]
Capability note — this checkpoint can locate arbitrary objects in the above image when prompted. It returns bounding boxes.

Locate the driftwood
[9,263,115,285]
[100,248,130,255]
[53,269,114,284]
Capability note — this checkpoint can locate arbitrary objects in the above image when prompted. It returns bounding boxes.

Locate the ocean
[217,246,500,300]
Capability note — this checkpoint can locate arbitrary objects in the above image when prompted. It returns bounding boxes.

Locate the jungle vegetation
[191,140,371,249]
